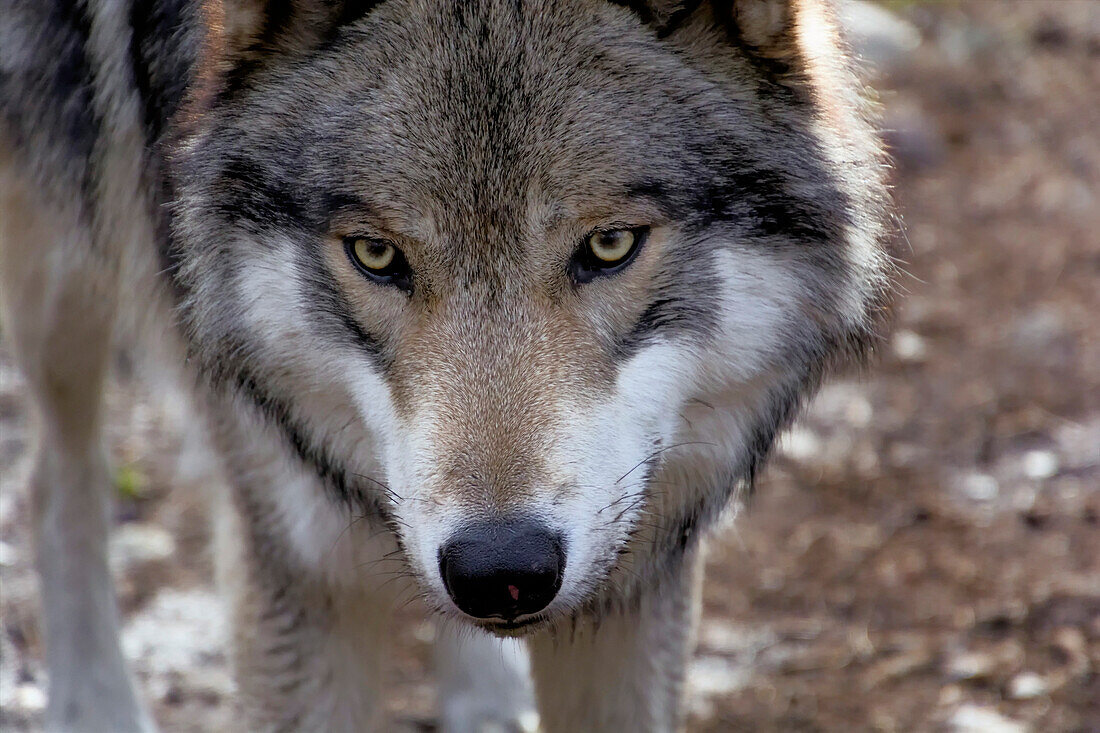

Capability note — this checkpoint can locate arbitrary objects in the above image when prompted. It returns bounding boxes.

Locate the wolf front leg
[528,547,704,732]
[214,489,401,732]
[0,170,154,732]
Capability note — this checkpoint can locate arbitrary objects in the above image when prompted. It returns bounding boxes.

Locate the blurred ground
[2,1,1098,731]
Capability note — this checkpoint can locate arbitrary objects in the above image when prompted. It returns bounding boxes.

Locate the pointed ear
[209,0,382,73]
[617,0,843,71]
[176,0,381,134]
[723,0,847,69]
[726,0,795,51]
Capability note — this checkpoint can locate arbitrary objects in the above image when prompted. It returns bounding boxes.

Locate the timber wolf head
[169,0,891,634]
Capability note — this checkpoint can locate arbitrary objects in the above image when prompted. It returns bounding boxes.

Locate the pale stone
[892,329,929,363]
[948,704,1028,733]
[960,473,999,502]
[1007,672,1048,700]
[1022,450,1059,480]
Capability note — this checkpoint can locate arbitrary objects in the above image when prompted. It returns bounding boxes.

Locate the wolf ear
[212,0,381,69]
[176,0,382,124]
[619,0,831,67]
[724,0,795,51]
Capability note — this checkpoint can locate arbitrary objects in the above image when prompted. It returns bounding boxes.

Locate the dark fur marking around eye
[217,156,317,231]
[625,179,679,215]
[320,191,368,219]
[617,286,719,359]
[324,289,389,365]
[294,241,394,373]
[314,280,392,371]
[205,157,392,371]
[628,163,842,244]
[696,170,842,242]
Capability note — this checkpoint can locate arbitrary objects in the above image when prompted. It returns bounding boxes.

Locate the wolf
[0,0,893,730]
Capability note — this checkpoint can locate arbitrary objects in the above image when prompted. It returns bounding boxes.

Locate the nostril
[439,520,564,622]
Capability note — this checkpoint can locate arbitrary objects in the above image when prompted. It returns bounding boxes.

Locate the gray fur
[1,0,893,730]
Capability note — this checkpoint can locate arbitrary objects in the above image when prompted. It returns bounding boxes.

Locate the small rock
[938,685,962,707]
[1023,450,1060,480]
[1007,672,1048,700]
[698,621,750,654]
[0,490,18,526]
[960,473,999,502]
[1053,418,1100,472]
[947,704,1028,733]
[1011,307,1069,363]
[688,656,752,698]
[476,723,510,733]
[946,651,995,682]
[698,622,777,659]
[109,523,176,572]
[1051,626,1090,676]
[865,650,934,687]
[892,329,929,363]
[122,588,227,675]
[888,442,926,468]
[162,682,186,706]
[810,383,874,427]
[146,675,176,704]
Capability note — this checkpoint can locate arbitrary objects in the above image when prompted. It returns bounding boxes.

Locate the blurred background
[1,1,1098,731]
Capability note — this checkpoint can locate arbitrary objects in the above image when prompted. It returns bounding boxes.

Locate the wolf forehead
[183,0,858,255]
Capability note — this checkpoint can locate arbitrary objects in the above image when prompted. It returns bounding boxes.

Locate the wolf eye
[570,226,648,283]
[345,237,412,290]
[352,238,395,270]
[590,229,635,262]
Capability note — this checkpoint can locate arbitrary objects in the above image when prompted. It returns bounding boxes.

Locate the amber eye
[588,229,635,263]
[570,226,648,283]
[344,236,412,290]
[350,238,395,270]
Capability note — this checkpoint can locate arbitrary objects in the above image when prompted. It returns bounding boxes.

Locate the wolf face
[169,0,890,633]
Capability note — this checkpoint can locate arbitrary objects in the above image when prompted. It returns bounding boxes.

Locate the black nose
[439,520,565,621]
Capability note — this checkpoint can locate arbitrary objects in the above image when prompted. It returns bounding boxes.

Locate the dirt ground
[1,1,1098,731]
